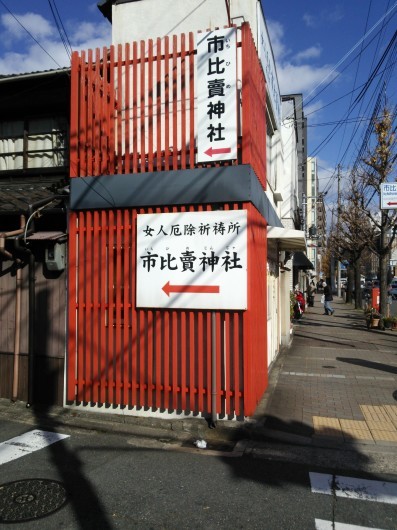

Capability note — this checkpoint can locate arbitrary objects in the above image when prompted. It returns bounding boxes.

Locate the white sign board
[137,210,247,310]
[196,28,237,163]
[257,3,281,129]
[381,182,397,209]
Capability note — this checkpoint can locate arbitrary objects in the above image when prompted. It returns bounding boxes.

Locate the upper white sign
[136,210,247,310]
[257,3,281,129]
[380,182,397,209]
[196,28,237,163]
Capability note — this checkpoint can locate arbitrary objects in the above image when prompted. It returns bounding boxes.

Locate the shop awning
[293,251,314,270]
[267,226,306,251]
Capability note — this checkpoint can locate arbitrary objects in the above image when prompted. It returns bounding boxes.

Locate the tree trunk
[354,257,362,309]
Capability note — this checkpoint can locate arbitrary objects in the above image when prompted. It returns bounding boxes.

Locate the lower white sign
[137,210,247,310]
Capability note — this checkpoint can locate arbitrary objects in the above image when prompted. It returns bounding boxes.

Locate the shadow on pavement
[337,357,397,375]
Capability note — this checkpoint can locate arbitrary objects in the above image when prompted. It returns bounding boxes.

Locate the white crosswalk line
[0,429,70,466]
[315,518,385,530]
[310,472,397,504]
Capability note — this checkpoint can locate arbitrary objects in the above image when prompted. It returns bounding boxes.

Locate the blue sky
[0,0,395,207]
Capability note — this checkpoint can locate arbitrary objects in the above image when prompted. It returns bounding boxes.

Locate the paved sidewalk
[252,296,397,449]
[1,297,396,454]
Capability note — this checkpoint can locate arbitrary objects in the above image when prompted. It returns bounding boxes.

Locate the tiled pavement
[253,296,397,447]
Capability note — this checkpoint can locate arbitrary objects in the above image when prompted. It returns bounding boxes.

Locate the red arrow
[387,201,397,205]
[162,281,220,297]
[204,146,232,157]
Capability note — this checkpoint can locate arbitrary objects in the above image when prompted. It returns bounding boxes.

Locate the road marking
[0,430,69,466]
[310,472,397,504]
[315,519,385,530]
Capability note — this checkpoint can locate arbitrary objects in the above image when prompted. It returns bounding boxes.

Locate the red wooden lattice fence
[68,23,268,417]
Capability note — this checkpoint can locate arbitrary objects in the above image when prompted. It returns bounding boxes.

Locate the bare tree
[329,175,376,308]
[359,106,397,314]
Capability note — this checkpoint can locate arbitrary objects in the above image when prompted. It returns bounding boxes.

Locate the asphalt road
[1,420,396,529]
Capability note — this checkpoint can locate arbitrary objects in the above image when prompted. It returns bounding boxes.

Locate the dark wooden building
[0,69,70,405]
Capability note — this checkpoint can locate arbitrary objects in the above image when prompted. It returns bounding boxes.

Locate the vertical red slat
[86,50,94,176]
[197,311,204,411]
[163,311,170,410]
[107,210,115,403]
[85,211,93,403]
[67,212,77,400]
[108,46,116,175]
[131,210,138,406]
[69,52,80,178]
[148,39,154,172]
[132,42,138,173]
[206,312,212,413]
[115,210,122,403]
[234,312,241,417]
[189,311,195,411]
[101,47,109,175]
[93,48,101,177]
[92,210,100,404]
[140,41,146,172]
[122,210,130,406]
[224,313,231,414]
[154,308,161,409]
[125,43,131,174]
[164,36,170,171]
[79,51,87,177]
[171,311,178,410]
[99,210,108,403]
[77,212,86,401]
[117,45,123,173]
[189,32,195,169]
[172,35,178,170]
[180,33,186,169]
[180,311,187,410]
[156,37,162,172]
[147,309,154,408]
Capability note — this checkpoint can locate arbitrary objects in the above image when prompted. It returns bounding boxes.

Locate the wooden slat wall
[68,22,269,417]
[0,263,66,404]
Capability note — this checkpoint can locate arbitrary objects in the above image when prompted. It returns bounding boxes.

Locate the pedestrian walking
[322,282,334,315]
[307,280,316,307]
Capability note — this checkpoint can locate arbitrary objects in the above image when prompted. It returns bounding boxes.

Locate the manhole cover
[0,479,68,523]
[322,365,336,369]
[393,390,397,402]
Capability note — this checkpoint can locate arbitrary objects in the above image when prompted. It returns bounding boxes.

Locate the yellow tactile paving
[339,419,373,441]
[370,430,397,442]
[360,405,391,423]
[366,420,397,432]
[313,416,344,437]
[312,405,397,443]
[383,405,397,427]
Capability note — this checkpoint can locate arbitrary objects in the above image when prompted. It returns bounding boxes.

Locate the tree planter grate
[0,479,68,523]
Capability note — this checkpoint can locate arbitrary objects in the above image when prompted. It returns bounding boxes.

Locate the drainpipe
[210,312,217,428]
[14,233,35,407]
[0,216,26,402]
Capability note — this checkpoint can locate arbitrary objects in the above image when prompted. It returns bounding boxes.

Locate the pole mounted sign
[380,182,397,209]
[196,28,237,163]
[137,210,247,310]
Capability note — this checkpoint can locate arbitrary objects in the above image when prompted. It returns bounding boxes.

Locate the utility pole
[337,165,341,297]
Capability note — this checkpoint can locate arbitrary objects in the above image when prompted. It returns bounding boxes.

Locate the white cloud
[278,63,336,94]
[1,13,54,42]
[0,13,111,74]
[267,18,336,96]
[303,13,316,28]
[294,45,322,63]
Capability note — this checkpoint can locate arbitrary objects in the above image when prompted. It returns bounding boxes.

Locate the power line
[47,0,73,59]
